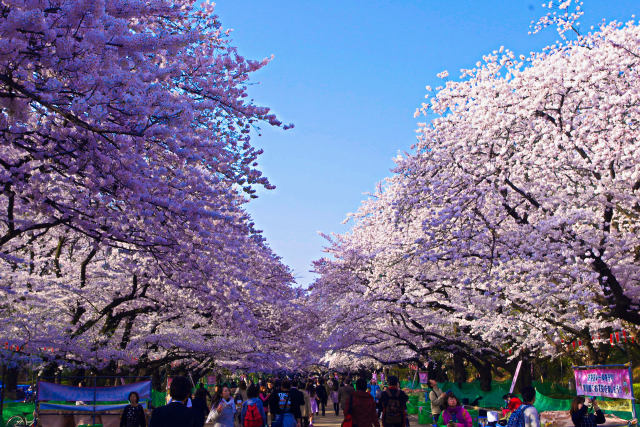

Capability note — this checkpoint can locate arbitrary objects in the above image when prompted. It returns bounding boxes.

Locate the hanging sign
[419,372,429,384]
[573,367,633,399]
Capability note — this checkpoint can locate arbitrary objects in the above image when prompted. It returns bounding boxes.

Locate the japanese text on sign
[573,367,633,400]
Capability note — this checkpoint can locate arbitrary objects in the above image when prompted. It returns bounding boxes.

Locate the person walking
[268,379,303,427]
[299,382,312,427]
[315,378,328,417]
[441,392,472,427]
[367,379,382,418]
[149,376,196,427]
[241,384,267,427]
[570,396,605,427]
[120,392,146,427]
[427,379,446,424]
[338,378,355,416]
[306,383,319,426]
[207,386,236,427]
[379,376,408,427]
[308,383,319,417]
[521,387,540,427]
[236,381,249,402]
[192,387,210,427]
[330,380,340,416]
[259,383,270,421]
[344,378,380,427]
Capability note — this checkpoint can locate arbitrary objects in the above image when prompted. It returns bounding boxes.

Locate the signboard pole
[628,364,637,421]
[510,360,523,394]
[93,375,97,426]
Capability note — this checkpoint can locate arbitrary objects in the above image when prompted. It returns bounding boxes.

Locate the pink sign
[574,367,633,399]
[419,372,429,384]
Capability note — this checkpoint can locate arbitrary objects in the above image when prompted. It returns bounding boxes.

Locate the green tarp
[432,381,511,409]
[151,390,166,408]
[534,390,570,412]
[1,401,35,426]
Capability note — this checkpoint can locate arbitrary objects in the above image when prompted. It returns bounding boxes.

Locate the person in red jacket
[501,394,522,419]
[344,378,380,427]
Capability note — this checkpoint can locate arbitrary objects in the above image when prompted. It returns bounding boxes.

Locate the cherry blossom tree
[0,0,300,371]
[311,10,640,377]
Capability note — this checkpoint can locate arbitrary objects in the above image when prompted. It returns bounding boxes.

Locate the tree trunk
[5,366,18,399]
[516,359,532,392]
[453,353,467,385]
[477,361,493,391]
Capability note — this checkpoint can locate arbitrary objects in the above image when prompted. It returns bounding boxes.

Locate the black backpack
[383,390,404,425]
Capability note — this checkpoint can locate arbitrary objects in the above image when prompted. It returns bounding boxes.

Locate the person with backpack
[345,378,380,427]
[503,387,539,427]
[441,391,472,427]
[379,376,409,427]
[520,387,540,427]
[241,384,268,427]
[268,379,303,427]
[502,393,523,419]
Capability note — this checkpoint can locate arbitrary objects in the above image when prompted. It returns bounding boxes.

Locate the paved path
[205,411,421,427]
[313,411,346,427]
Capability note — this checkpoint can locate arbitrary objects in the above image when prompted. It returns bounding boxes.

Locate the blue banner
[39,402,148,412]
[38,380,151,402]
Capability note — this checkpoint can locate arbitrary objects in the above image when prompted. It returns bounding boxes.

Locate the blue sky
[213,0,639,287]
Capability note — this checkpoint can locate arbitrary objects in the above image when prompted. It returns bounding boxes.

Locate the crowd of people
[120,374,605,427]
[134,374,414,427]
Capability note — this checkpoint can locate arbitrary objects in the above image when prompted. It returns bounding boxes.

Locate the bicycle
[5,410,36,427]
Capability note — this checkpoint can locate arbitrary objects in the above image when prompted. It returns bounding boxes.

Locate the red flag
[615,331,620,343]
[610,334,614,345]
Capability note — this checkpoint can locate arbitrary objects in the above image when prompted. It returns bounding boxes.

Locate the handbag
[206,408,221,424]
[341,394,354,427]
[206,399,229,424]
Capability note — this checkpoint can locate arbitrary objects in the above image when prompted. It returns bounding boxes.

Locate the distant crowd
[128,374,412,427]
[120,374,605,427]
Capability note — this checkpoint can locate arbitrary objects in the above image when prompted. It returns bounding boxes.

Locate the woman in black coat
[120,392,147,427]
[570,397,605,427]
[192,387,211,427]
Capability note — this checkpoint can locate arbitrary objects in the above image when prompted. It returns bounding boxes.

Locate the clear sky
[212,0,639,287]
